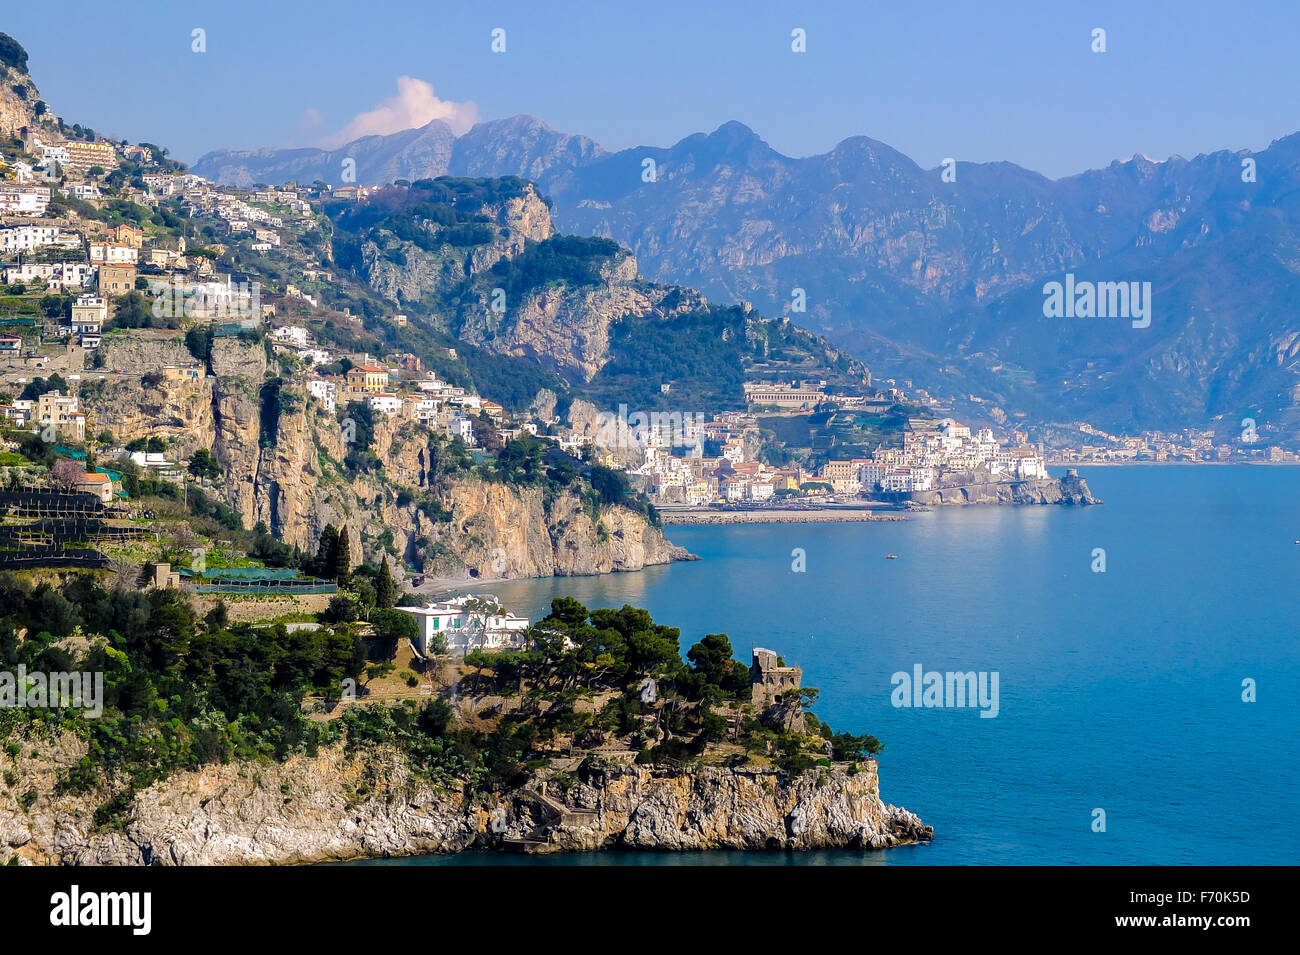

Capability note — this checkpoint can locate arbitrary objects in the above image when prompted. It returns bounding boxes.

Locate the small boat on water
[885,553,899,559]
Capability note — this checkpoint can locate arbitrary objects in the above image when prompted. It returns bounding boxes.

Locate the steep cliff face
[540,761,932,854]
[82,335,686,578]
[1,734,930,865]
[0,61,61,139]
[207,339,268,522]
[86,375,215,458]
[248,385,338,549]
[341,181,770,388]
[419,478,690,579]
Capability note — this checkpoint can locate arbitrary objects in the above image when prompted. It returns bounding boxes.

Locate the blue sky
[4,0,1297,177]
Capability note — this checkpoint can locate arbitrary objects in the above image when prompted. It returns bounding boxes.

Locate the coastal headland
[2,740,932,864]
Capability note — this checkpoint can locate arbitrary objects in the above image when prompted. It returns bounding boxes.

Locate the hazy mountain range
[194,117,1300,438]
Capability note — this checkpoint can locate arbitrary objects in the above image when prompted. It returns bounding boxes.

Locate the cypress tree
[332,527,351,583]
[375,556,396,609]
[311,525,338,579]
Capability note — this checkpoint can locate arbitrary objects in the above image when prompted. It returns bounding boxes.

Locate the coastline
[1,736,932,865]
[408,548,700,597]
[659,507,904,526]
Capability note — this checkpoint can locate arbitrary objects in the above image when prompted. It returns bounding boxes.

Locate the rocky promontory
[2,736,931,865]
[911,469,1100,507]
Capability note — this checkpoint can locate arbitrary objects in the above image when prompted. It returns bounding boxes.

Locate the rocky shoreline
[1,737,931,865]
[911,470,1100,507]
[660,470,1099,523]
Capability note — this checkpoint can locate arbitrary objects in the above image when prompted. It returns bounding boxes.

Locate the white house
[37,141,69,164]
[881,469,914,493]
[0,225,70,254]
[272,325,308,348]
[448,415,476,445]
[368,392,402,417]
[72,294,107,332]
[721,477,749,501]
[858,462,885,490]
[1013,451,1048,480]
[307,379,338,414]
[128,451,172,469]
[0,184,51,215]
[71,294,106,347]
[89,243,138,265]
[404,395,438,421]
[397,596,531,656]
[3,397,33,424]
[5,262,93,289]
[62,183,100,201]
[940,419,971,440]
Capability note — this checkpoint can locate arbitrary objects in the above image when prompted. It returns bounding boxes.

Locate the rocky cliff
[349,182,715,384]
[1,733,930,865]
[80,336,687,579]
[911,470,1099,506]
[0,58,61,140]
[419,478,691,579]
[359,186,552,304]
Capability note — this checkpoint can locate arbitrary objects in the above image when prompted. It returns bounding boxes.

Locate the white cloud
[319,77,479,146]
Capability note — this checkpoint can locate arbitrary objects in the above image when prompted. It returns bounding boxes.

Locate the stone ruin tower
[751,648,804,731]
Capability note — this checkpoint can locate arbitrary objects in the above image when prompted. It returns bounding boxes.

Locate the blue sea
[385,466,1300,865]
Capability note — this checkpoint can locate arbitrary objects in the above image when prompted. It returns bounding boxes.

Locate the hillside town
[560,392,1056,507]
[0,125,526,490]
[1,116,1293,516]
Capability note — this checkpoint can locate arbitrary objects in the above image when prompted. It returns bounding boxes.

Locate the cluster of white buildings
[817,419,1049,495]
[571,411,798,505]
[271,323,332,366]
[2,261,94,289]
[592,408,1055,504]
[0,224,81,254]
[300,353,507,448]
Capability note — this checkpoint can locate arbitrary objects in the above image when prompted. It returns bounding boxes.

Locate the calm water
[394,466,1300,865]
